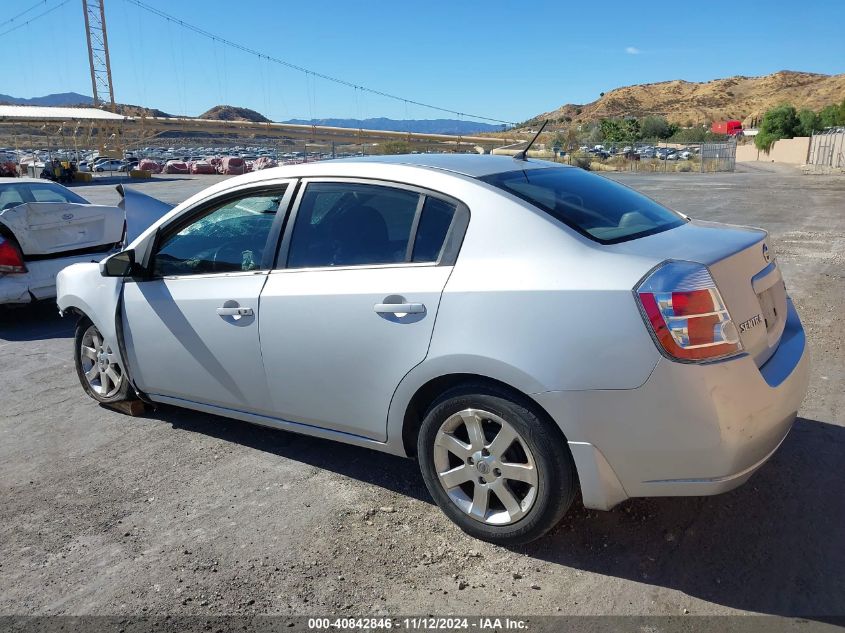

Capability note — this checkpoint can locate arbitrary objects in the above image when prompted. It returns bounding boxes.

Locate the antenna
[513,120,548,161]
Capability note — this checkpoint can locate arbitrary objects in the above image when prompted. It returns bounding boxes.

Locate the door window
[412,196,456,262]
[287,182,420,268]
[152,188,286,277]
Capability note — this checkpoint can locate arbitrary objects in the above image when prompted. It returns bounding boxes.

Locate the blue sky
[2,0,844,123]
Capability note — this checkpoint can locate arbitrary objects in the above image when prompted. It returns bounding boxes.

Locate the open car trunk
[0,202,124,256]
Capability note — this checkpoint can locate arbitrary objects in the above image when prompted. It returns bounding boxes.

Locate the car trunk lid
[608,219,787,367]
[0,202,124,256]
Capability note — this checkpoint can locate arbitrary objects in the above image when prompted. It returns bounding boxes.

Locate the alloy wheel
[433,408,538,525]
[79,324,123,398]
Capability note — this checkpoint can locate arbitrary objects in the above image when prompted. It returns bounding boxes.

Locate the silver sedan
[57,154,810,544]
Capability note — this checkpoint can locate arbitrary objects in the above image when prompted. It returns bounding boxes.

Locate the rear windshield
[0,182,87,210]
[480,167,685,244]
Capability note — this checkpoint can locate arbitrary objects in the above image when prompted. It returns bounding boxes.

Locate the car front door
[258,179,468,441]
[121,182,294,414]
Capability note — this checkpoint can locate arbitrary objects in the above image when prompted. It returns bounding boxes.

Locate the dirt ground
[1,166,843,621]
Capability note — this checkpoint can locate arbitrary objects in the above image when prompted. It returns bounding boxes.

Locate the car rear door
[258,179,468,441]
[121,181,295,413]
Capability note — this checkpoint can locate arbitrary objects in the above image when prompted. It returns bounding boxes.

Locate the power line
[121,0,515,126]
[0,0,70,37]
[0,0,46,29]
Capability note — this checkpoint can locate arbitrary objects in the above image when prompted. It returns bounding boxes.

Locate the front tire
[74,317,130,403]
[417,384,577,545]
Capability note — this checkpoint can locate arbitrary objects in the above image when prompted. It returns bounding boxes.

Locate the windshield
[480,167,685,244]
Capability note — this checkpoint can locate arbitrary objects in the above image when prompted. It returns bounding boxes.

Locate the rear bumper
[0,252,114,305]
[535,298,810,510]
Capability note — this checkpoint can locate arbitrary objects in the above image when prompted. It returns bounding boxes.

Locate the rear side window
[480,167,685,243]
[413,197,455,262]
[288,182,420,268]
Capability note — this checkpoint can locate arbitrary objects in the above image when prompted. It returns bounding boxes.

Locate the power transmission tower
[82,0,122,157]
[82,0,115,111]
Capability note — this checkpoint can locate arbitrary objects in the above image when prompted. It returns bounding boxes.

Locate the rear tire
[417,384,576,545]
[74,317,130,404]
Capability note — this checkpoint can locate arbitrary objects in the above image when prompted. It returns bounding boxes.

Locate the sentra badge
[739,314,763,333]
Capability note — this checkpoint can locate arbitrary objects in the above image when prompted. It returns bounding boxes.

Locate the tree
[600,118,641,144]
[755,104,799,151]
[547,131,565,152]
[669,126,721,143]
[640,116,674,140]
[621,118,640,143]
[599,119,622,142]
[797,109,821,137]
[818,99,845,128]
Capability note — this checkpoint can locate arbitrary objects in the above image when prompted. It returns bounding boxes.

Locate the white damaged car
[0,179,125,305]
[0,179,171,305]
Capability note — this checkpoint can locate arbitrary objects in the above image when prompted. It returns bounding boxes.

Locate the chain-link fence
[554,139,736,173]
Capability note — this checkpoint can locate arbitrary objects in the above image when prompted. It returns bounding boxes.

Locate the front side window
[287,182,420,268]
[480,167,685,244]
[152,188,286,277]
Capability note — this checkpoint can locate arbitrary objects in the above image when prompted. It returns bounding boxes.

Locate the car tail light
[0,236,27,273]
[636,261,742,362]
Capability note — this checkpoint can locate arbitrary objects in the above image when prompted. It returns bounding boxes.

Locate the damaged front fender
[56,261,126,371]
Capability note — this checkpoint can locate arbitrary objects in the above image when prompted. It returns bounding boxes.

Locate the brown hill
[111,103,171,118]
[199,105,270,123]
[529,70,845,128]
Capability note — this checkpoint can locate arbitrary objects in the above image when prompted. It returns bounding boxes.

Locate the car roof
[330,153,564,178]
[0,177,55,185]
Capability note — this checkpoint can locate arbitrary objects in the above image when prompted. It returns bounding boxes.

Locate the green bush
[570,152,591,170]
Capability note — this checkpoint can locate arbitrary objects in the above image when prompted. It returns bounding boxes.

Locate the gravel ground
[1,166,843,620]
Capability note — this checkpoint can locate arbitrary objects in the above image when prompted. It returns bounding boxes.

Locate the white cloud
[625,46,641,55]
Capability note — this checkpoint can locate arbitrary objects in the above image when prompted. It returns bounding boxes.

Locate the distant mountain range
[281,117,503,135]
[0,94,501,135]
[0,92,94,106]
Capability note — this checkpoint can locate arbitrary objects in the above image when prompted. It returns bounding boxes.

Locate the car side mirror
[100,249,136,277]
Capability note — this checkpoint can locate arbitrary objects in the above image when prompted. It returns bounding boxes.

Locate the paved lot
[1,166,843,618]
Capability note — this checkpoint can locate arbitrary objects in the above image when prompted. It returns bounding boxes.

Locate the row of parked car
[578,145,700,161]
[78,155,280,176]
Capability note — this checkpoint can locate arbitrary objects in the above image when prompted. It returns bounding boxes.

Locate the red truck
[711,120,743,136]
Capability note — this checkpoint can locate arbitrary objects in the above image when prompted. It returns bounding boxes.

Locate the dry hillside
[199,105,271,123]
[530,70,845,128]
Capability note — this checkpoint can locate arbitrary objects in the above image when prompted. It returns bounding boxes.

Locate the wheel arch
[394,370,572,461]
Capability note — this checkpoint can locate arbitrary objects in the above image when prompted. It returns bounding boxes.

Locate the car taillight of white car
[0,236,27,274]
[636,260,742,362]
